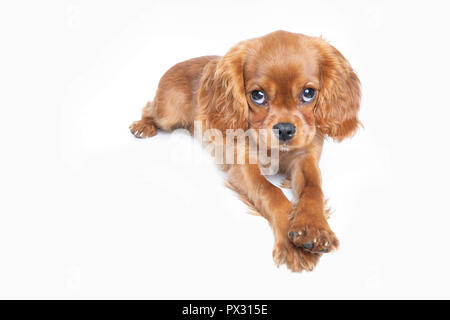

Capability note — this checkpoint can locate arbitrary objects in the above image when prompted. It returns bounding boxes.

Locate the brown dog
[130,30,361,272]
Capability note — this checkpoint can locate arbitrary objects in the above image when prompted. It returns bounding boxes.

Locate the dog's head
[199,30,361,150]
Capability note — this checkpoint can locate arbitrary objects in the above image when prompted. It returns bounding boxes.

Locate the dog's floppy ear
[198,41,249,132]
[313,38,361,141]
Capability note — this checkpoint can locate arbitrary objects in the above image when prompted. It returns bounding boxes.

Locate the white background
[1,0,449,299]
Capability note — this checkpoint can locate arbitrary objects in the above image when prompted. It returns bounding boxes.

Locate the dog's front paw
[288,214,339,254]
[272,239,321,272]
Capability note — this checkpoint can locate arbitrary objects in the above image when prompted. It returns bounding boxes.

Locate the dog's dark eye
[301,88,316,103]
[250,90,267,106]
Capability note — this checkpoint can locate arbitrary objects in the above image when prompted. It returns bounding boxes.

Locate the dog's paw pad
[302,242,314,250]
[288,226,338,254]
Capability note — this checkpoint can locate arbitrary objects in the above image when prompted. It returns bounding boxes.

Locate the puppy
[130,30,361,272]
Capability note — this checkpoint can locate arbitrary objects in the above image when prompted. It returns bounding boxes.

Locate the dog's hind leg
[129,101,158,138]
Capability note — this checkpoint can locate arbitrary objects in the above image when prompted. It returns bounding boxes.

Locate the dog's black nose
[273,123,296,141]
